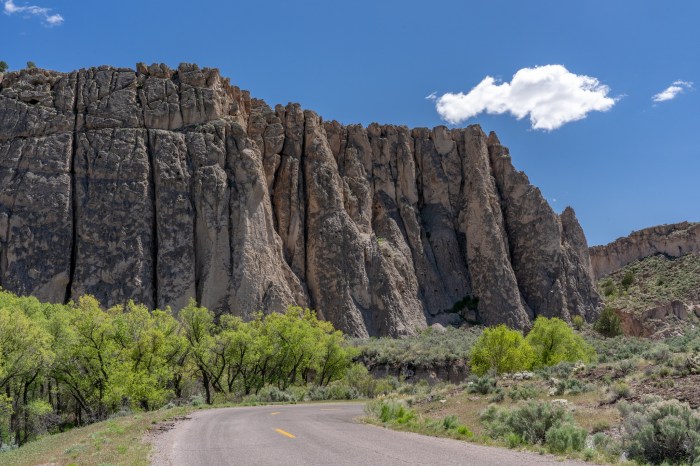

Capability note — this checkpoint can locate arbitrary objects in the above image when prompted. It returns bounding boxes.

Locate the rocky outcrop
[590,222,700,280]
[0,64,602,336]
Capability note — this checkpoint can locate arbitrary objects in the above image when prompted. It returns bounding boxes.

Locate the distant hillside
[598,254,700,337]
[590,222,700,280]
[590,222,700,337]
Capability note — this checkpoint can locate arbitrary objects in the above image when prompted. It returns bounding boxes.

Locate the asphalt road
[150,402,588,466]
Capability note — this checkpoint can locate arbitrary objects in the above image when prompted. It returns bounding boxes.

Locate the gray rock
[0,63,606,335]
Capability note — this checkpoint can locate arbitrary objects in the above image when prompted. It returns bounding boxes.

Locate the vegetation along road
[150,402,588,465]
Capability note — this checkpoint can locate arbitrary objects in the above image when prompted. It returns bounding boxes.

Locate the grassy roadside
[0,406,194,466]
[362,380,632,465]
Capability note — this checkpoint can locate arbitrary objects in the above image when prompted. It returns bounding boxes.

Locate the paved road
[151,402,587,466]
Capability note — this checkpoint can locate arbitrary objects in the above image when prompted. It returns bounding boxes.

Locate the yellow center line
[270,412,281,415]
[274,428,296,438]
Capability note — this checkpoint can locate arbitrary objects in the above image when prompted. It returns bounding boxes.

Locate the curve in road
[150,402,588,466]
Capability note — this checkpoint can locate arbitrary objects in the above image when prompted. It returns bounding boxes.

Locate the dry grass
[0,407,192,466]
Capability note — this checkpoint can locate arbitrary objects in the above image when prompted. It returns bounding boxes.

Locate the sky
[2,0,698,246]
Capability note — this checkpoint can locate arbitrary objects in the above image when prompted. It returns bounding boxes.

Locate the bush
[611,381,631,400]
[466,374,497,395]
[508,384,537,401]
[545,422,587,453]
[601,279,616,296]
[0,61,7,73]
[525,317,595,368]
[594,307,622,338]
[572,315,585,331]
[367,399,416,425]
[442,414,459,430]
[470,325,534,376]
[26,61,36,69]
[255,386,298,403]
[188,394,205,407]
[553,378,592,396]
[621,399,700,465]
[621,270,635,289]
[481,401,575,445]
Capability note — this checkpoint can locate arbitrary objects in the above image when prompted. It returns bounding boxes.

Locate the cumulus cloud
[652,80,693,103]
[433,65,617,131]
[3,0,64,26]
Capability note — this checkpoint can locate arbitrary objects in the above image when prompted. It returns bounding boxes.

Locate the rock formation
[590,222,700,280]
[0,64,602,336]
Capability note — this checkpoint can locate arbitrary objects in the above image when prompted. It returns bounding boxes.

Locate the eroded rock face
[590,222,700,280]
[0,64,603,336]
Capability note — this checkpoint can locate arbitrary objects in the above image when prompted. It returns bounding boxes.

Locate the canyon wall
[0,64,602,336]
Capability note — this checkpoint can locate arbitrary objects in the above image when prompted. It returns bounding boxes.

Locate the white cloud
[425,92,437,101]
[433,65,617,131]
[652,80,693,103]
[3,0,64,26]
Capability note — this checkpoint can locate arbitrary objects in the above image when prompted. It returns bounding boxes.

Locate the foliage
[0,290,356,448]
[553,378,592,396]
[353,326,481,367]
[0,61,7,72]
[449,294,480,315]
[378,400,416,424]
[620,399,700,465]
[470,325,534,376]
[481,401,579,447]
[586,333,652,362]
[594,306,622,338]
[621,270,635,289]
[507,384,537,401]
[26,61,36,69]
[525,317,595,368]
[571,315,584,331]
[545,422,587,453]
[466,374,497,395]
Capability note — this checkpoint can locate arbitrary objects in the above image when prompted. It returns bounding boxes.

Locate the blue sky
[2,0,698,246]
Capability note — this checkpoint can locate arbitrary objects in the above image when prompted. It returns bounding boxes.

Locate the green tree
[571,315,584,331]
[594,306,622,338]
[0,61,8,73]
[26,61,36,69]
[470,325,534,376]
[525,317,595,368]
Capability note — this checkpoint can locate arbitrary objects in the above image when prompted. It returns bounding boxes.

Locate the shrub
[508,384,537,401]
[572,315,585,331]
[188,394,205,407]
[611,382,631,400]
[442,414,459,430]
[255,386,297,403]
[621,270,635,289]
[0,61,7,73]
[26,61,36,69]
[594,307,622,338]
[456,425,473,436]
[466,374,497,395]
[545,422,587,453]
[621,399,700,465]
[553,378,592,396]
[481,401,575,445]
[368,399,416,425]
[601,279,616,296]
[526,317,595,368]
[470,325,534,376]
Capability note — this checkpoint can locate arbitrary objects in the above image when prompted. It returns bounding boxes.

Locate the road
[150,402,588,465]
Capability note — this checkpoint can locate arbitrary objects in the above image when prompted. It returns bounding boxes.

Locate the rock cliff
[0,64,602,336]
[590,222,700,280]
